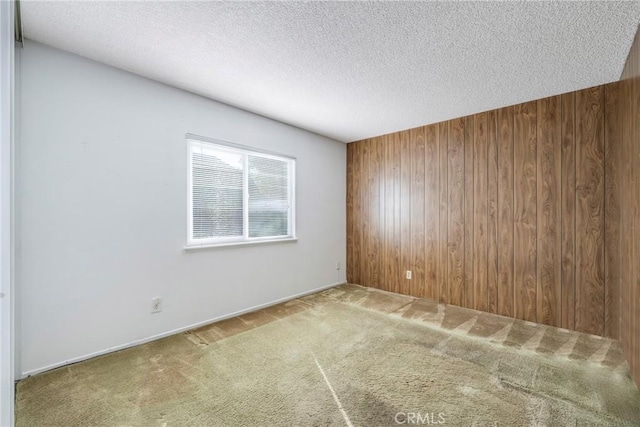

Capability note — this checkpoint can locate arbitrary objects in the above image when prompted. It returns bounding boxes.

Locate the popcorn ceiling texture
[21,1,640,142]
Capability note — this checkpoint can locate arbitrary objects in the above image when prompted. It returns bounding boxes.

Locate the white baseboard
[20,281,346,379]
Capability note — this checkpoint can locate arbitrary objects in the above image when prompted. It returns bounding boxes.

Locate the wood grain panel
[575,86,605,336]
[423,125,438,299]
[411,127,426,298]
[634,76,640,384]
[536,96,562,327]
[474,113,489,312]
[346,81,621,346]
[497,106,514,318]
[487,110,499,314]
[378,135,393,292]
[464,116,475,309]
[361,140,371,287]
[604,83,620,340]
[618,79,631,361]
[560,93,576,331]
[371,138,383,288]
[448,118,465,307]
[384,134,401,292]
[513,101,537,322]
[438,123,449,303]
[631,70,640,381]
[400,131,412,296]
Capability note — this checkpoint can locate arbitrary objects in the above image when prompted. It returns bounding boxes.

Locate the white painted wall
[0,2,14,424]
[17,41,346,376]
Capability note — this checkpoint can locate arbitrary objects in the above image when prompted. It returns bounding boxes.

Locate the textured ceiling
[21,1,640,142]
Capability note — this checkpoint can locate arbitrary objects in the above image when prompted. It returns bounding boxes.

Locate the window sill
[184,237,298,251]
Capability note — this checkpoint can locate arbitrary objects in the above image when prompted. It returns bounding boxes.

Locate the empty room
[2,1,640,426]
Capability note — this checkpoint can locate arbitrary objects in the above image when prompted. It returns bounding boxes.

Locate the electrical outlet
[151,296,163,314]
[406,270,412,280]
[336,262,341,270]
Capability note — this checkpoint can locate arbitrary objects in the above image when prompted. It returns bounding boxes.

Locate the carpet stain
[16,284,640,426]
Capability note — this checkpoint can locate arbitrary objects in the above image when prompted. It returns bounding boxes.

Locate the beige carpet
[16,284,640,426]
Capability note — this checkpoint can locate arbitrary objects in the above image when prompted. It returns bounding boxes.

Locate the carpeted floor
[16,284,640,426]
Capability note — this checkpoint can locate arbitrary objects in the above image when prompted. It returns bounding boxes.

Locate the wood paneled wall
[346,83,620,338]
[618,26,640,387]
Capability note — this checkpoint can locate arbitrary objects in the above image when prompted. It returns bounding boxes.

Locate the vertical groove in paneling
[448,118,465,307]
[497,106,514,318]
[423,125,438,299]
[575,86,605,336]
[411,127,426,297]
[560,93,576,331]
[464,116,475,309]
[604,83,620,339]
[536,96,562,327]
[438,123,449,303]
[514,101,538,322]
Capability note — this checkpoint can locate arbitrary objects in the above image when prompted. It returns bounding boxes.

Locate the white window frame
[186,134,296,249]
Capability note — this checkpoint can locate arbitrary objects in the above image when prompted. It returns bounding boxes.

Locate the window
[187,136,296,247]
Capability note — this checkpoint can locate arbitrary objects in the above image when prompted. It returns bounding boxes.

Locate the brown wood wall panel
[378,136,393,291]
[536,96,562,327]
[368,139,377,289]
[411,128,426,298]
[619,78,630,362]
[360,141,370,288]
[464,116,475,309]
[575,86,605,336]
[400,131,412,296]
[514,101,538,322]
[384,134,400,294]
[497,106,514,318]
[346,81,621,342]
[560,93,576,331]
[620,26,640,386]
[447,118,465,307]
[634,76,640,385]
[437,123,449,303]
[474,113,489,312]
[423,125,437,300]
[604,84,620,340]
[487,111,499,314]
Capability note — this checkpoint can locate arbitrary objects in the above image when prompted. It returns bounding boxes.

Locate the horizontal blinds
[248,155,290,238]
[191,144,244,239]
[189,139,293,243]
